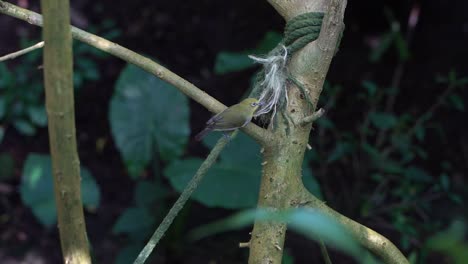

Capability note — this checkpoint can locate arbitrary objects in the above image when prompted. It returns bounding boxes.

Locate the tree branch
[40,0,90,262]
[249,1,409,264]
[0,40,44,61]
[0,0,272,145]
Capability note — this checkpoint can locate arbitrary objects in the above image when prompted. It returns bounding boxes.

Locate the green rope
[284,12,324,54]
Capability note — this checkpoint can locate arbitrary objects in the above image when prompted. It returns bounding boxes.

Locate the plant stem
[0,41,44,61]
[40,0,90,263]
[134,133,235,264]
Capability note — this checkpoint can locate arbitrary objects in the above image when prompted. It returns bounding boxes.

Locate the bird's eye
[251,102,258,107]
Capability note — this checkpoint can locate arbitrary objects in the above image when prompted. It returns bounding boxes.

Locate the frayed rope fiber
[249,12,324,125]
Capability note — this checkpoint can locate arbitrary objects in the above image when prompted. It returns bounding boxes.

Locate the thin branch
[0,0,272,145]
[319,240,333,264]
[297,187,409,264]
[134,133,234,264]
[0,41,44,61]
[300,108,325,126]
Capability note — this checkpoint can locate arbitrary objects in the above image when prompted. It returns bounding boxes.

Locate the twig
[0,41,44,61]
[239,242,251,248]
[300,108,325,126]
[319,240,333,264]
[134,133,235,264]
[0,0,271,145]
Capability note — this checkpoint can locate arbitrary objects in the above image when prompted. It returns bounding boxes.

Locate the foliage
[20,153,100,227]
[425,220,468,264]
[190,208,378,263]
[0,21,119,143]
[110,64,190,178]
[211,16,466,263]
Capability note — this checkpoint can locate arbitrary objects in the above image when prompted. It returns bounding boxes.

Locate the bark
[41,0,91,262]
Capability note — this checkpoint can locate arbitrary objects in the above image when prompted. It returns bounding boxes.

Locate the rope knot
[249,12,325,124]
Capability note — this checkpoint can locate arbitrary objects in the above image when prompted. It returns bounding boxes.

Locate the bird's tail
[195,127,213,141]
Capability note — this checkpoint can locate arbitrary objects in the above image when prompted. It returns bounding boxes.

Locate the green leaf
[426,221,468,264]
[134,180,169,207]
[213,31,282,75]
[404,166,432,183]
[115,244,143,264]
[394,32,410,61]
[13,119,36,136]
[448,94,465,111]
[0,153,15,180]
[0,63,14,88]
[112,207,155,241]
[27,105,48,127]
[165,158,260,209]
[362,80,378,96]
[369,112,397,130]
[0,127,4,145]
[369,32,395,63]
[167,133,262,208]
[0,97,6,119]
[190,208,374,262]
[20,154,100,227]
[302,165,323,199]
[214,52,253,74]
[254,31,282,53]
[327,142,353,163]
[110,64,190,178]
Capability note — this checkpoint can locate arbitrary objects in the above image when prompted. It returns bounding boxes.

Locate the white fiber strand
[249,45,289,119]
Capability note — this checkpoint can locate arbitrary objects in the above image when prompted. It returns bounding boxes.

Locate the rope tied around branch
[249,12,324,125]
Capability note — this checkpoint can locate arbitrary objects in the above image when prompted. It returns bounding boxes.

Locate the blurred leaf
[115,244,143,264]
[190,208,373,262]
[302,165,323,199]
[369,32,394,63]
[20,154,100,227]
[254,31,282,53]
[327,142,353,163]
[0,153,15,180]
[27,105,48,127]
[213,31,282,75]
[112,207,155,241]
[427,220,468,264]
[214,52,253,75]
[439,173,450,191]
[0,127,4,144]
[394,33,410,61]
[362,80,378,96]
[165,158,260,208]
[369,112,397,130]
[134,180,169,207]
[448,94,465,111]
[414,125,425,141]
[110,64,190,178]
[282,250,295,264]
[13,119,36,136]
[404,166,432,183]
[0,63,14,88]
[0,97,6,119]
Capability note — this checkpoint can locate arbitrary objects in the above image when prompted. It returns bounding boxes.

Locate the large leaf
[165,132,262,208]
[110,64,190,178]
[20,154,100,227]
[189,208,377,263]
[166,132,322,208]
[112,206,155,241]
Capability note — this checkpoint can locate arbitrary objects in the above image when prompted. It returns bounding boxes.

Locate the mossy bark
[41,0,91,263]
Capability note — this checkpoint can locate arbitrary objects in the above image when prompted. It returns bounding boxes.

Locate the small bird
[195,98,262,141]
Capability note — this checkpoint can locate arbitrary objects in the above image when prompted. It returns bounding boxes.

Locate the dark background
[1,0,467,263]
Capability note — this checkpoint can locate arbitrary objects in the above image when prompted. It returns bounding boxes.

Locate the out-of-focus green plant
[0,20,119,142]
[19,153,100,227]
